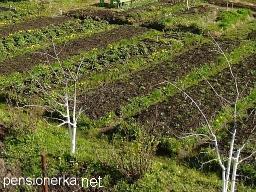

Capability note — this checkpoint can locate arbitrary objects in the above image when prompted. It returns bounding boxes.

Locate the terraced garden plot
[134,54,256,135]
[0,16,71,37]
[67,2,187,26]
[0,19,114,62]
[0,25,147,75]
[0,30,171,100]
[1,0,256,191]
[79,40,238,119]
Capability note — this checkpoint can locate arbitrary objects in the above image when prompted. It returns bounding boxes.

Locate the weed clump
[217,9,251,29]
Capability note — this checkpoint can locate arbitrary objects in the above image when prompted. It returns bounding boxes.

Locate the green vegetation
[0,19,114,61]
[0,0,256,191]
[217,9,252,29]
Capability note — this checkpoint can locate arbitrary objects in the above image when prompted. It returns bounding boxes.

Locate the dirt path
[79,40,238,119]
[0,16,71,37]
[134,54,256,136]
[0,25,147,75]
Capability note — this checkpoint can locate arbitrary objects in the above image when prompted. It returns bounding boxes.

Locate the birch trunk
[71,124,77,154]
[225,129,237,190]
[231,151,240,192]
[222,169,227,192]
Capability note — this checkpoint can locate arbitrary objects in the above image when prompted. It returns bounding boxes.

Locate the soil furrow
[0,16,70,37]
[0,25,147,75]
[79,40,238,120]
[134,54,256,136]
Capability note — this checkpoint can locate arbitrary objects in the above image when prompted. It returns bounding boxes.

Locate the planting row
[84,40,255,129]
[67,2,186,26]
[0,25,146,76]
[0,3,44,25]
[135,54,255,135]
[0,19,114,62]
[149,7,252,35]
[0,16,71,37]
[0,30,176,100]
[79,40,238,120]
[75,32,205,93]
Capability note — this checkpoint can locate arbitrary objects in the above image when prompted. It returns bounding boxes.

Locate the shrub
[99,129,159,183]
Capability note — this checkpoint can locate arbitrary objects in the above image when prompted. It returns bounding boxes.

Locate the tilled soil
[67,1,182,26]
[0,25,147,75]
[0,123,7,142]
[220,108,256,149]
[208,0,256,11]
[67,8,131,25]
[134,54,256,136]
[248,30,256,41]
[79,40,238,120]
[0,16,70,37]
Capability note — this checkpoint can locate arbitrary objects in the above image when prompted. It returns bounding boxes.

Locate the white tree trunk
[222,170,227,192]
[231,151,240,192]
[186,0,190,10]
[225,129,237,190]
[71,124,77,154]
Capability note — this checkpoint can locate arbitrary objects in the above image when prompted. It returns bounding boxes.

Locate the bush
[3,106,38,138]
[99,129,159,183]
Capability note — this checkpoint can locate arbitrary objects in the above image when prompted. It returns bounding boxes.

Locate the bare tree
[27,42,83,155]
[171,34,256,192]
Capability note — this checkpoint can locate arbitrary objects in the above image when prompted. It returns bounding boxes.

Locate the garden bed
[0,25,147,75]
[134,54,256,136]
[80,40,238,119]
[67,8,130,25]
[0,16,70,37]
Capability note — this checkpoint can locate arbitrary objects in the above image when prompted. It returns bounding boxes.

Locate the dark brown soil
[79,40,238,120]
[0,25,147,75]
[0,16,70,38]
[0,123,7,141]
[134,54,256,136]
[67,8,131,25]
[226,108,256,147]
[67,1,183,26]
[248,30,256,40]
[208,0,256,11]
